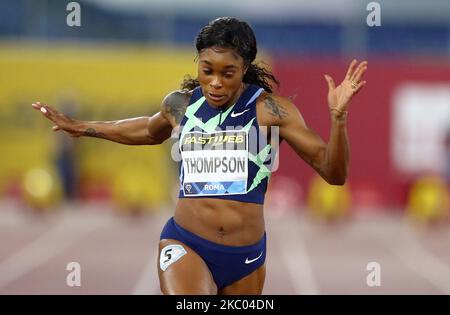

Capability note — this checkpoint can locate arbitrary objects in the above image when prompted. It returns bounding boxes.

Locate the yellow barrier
[307,175,351,222]
[0,42,196,209]
[406,174,449,225]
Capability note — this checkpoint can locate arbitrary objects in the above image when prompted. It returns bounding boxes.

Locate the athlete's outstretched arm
[31,90,190,145]
[259,60,367,185]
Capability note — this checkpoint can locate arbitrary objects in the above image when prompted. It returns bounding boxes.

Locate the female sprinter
[32,17,367,295]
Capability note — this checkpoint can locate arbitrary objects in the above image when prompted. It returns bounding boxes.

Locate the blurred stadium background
[0,0,449,294]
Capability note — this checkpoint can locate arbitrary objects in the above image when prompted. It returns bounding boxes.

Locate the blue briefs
[160,217,266,290]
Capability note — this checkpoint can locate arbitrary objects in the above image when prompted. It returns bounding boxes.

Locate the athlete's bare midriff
[173,198,265,247]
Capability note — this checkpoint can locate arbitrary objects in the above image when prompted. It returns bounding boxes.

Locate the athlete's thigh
[218,264,266,295]
[158,239,217,295]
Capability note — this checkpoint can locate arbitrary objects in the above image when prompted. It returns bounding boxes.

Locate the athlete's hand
[31,101,83,137]
[324,59,367,115]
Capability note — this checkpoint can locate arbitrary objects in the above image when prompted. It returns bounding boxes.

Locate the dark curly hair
[182,17,279,93]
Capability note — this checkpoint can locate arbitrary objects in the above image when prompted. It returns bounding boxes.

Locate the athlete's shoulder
[161,89,192,125]
[256,92,292,126]
[162,89,193,107]
[256,91,293,107]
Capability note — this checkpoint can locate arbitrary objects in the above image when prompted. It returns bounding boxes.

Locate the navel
[218,227,226,239]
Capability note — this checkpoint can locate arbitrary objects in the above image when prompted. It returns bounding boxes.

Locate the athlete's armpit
[162,90,190,125]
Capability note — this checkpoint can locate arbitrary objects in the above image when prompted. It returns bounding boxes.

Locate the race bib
[180,130,248,196]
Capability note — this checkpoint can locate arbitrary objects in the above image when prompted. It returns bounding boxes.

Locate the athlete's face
[198,47,247,108]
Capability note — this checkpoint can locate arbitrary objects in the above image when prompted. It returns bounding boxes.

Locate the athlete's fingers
[32,103,51,118]
[345,59,358,80]
[44,106,53,116]
[324,74,336,91]
[40,106,52,118]
[351,62,368,83]
[32,102,46,112]
[34,104,59,124]
[42,105,57,115]
[354,80,367,94]
[32,102,51,115]
[349,62,363,81]
[42,106,63,124]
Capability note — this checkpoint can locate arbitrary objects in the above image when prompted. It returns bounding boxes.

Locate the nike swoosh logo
[245,251,264,264]
[230,109,250,117]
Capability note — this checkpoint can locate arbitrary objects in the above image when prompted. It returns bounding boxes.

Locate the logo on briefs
[185,184,192,192]
[230,109,250,118]
[245,251,263,264]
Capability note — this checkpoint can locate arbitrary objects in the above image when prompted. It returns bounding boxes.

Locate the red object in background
[3,177,23,201]
[272,56,450,209]
[77,175,112,203]
[266,175,303,216]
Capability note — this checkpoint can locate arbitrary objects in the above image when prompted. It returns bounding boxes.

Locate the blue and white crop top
[177,84,276,204]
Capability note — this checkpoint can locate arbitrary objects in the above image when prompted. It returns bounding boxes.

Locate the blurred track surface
[0,203,449,295]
